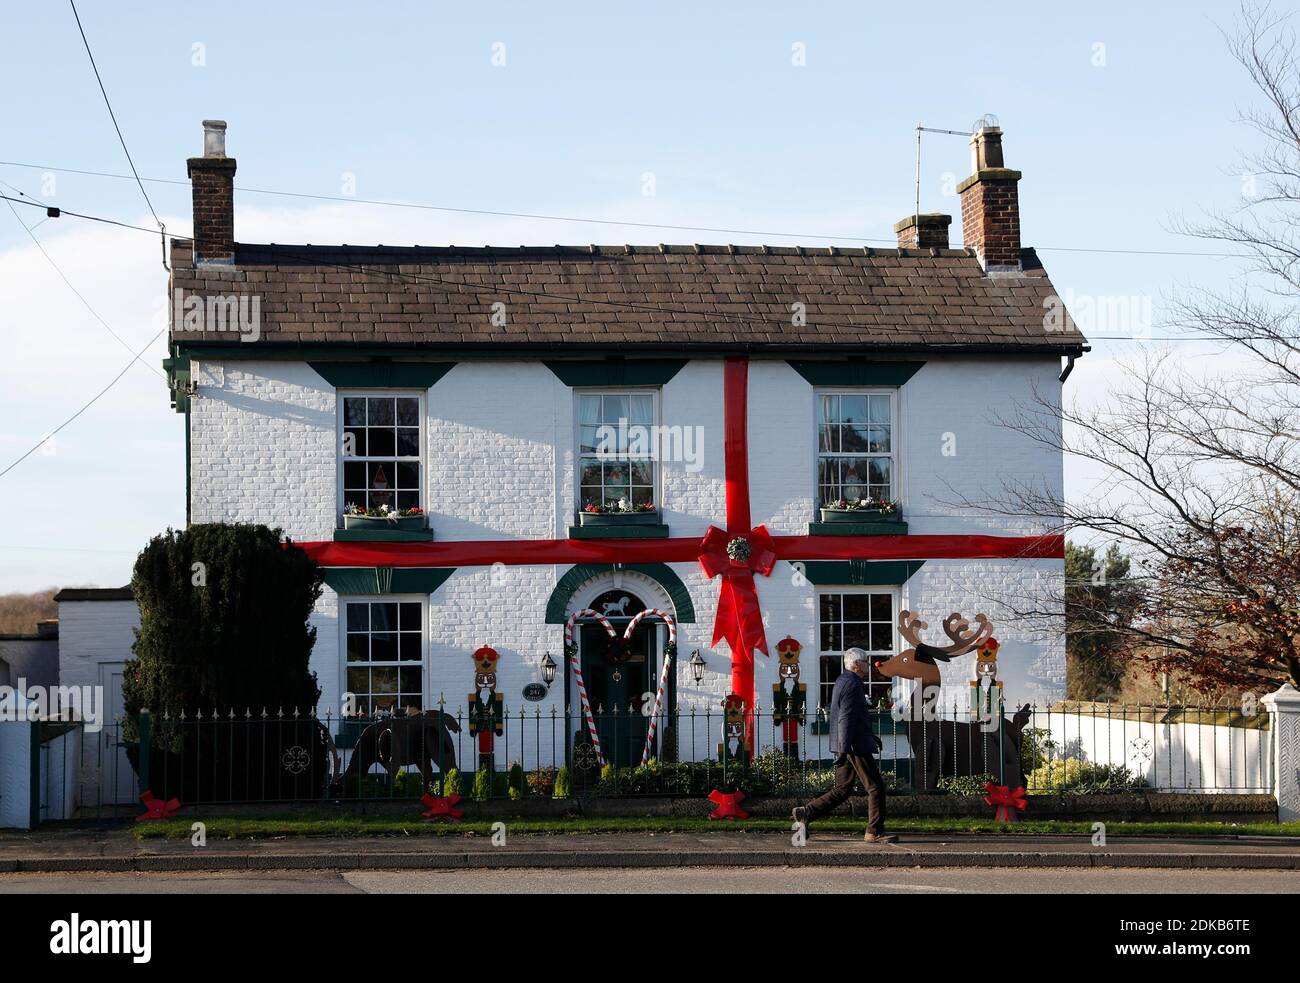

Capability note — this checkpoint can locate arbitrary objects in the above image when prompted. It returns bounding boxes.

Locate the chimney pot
[969,126,1005,171]
[202,119,228,157]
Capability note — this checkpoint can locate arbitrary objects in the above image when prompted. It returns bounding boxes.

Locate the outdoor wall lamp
[689,648,706,684]
[540,651,557,686]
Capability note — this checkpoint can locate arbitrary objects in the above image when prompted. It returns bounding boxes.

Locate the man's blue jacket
[828,670,880,756]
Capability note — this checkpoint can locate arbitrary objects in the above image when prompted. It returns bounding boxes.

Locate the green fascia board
[806,520,909,536]
[795,559,926,586]
[308,361,456,389]
[786,359,925,387]
[545,563,696,624]
[332,528,436,542]
[543,359,687,387]
[566,524,671,540]
[322,567,455,595]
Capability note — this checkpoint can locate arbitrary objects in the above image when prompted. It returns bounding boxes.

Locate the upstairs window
[577,392,656,509]
[341,394,423,513]
[817,391,895,506]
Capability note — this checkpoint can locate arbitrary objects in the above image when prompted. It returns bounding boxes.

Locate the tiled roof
[168,241,1086,352]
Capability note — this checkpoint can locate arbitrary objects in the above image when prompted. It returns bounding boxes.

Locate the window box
[577,509,661,527]
[343,513,427,532]
[808,518,908,536]
[818,507,899,525]
[568,521,670,540]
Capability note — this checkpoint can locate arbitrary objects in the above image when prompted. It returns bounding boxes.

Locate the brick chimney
[957,126,1021,271]
[893,213,951,250]
[187,120,236,265]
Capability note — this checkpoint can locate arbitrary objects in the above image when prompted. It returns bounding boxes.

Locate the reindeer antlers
[939,613,994,656]
[897,610,929,649]
[897,610,993,657]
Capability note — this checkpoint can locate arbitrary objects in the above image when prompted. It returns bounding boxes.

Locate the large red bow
[136,790,181,822]
[698,524,777,664]
[983,782,1028,823]
[420,792,465,821]
[707,788,749,821]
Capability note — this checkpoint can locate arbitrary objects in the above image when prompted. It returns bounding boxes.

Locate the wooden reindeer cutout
[870,609,1034,793]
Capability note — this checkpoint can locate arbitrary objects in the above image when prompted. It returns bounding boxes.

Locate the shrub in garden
[473,767,492,801]
[937,773,999,796]
[507,761,526,800]
[552,766,571,799]
[1028,759,1148,794]
[528,767,557,798]
[442,767,462,797]
[123,524,325,801]
[392,768,428,798]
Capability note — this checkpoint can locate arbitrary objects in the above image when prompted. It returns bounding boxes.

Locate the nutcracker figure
[771,636,807,758]
[468,645,503,770]
[970,637,1003,721]
[717,693,750,774]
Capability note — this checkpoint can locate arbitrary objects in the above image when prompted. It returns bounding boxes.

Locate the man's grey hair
[843,647,870,670]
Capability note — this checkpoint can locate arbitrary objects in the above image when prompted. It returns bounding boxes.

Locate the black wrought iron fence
[73,699,1273,816]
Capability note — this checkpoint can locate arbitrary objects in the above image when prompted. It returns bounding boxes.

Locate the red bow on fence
[983,782,1027,823]
[420,793,465,821]
[707,788,749,821]
[136,790,181,822]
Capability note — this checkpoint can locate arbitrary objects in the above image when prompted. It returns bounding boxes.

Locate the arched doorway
[565,572,678,770]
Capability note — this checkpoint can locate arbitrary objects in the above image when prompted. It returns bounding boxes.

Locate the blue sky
[0,1,1264,592]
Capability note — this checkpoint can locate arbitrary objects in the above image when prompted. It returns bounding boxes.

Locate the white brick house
[148,120,1085,772]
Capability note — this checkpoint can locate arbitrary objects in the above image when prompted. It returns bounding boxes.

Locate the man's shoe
[791,806,809,825]
[863,832,897,844]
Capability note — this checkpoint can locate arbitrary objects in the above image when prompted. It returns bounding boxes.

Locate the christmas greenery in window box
[576,500,660,526]
[342,504,427,530]
[818,498,901,523]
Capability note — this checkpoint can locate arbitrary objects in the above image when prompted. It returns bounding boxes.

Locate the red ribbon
[706,788,749,821]
[420,792,465,821]
[136,790,181,822]
[983,782,1028,823]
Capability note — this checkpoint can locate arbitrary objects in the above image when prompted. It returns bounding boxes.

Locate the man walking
[792,648,896,843]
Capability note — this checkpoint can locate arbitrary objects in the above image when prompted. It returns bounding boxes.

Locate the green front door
[579,622,652,768]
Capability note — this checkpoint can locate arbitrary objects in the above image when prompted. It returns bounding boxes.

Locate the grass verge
[131,814,1300,841]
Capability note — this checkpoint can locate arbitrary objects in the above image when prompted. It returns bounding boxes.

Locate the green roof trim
[793,559,926,586]
[786,359,925,387]
[543,359,687,388]
[544,563,696,624]
[322,567,455,595]
[308,361,457,389]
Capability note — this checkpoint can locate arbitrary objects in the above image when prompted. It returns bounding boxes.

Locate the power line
[0,181,163,377]
[0,192,1281,344]
[0,326,165,481]
[0,158,1244,260]
[67,0,167,269]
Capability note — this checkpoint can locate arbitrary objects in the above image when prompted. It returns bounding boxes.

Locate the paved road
[2,867,1296,893]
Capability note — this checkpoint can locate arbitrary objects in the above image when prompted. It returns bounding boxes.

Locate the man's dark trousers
[804,751,887,836]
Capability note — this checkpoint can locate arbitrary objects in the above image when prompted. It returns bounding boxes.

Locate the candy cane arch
[624,608,678,766]
[564,608,616,767]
